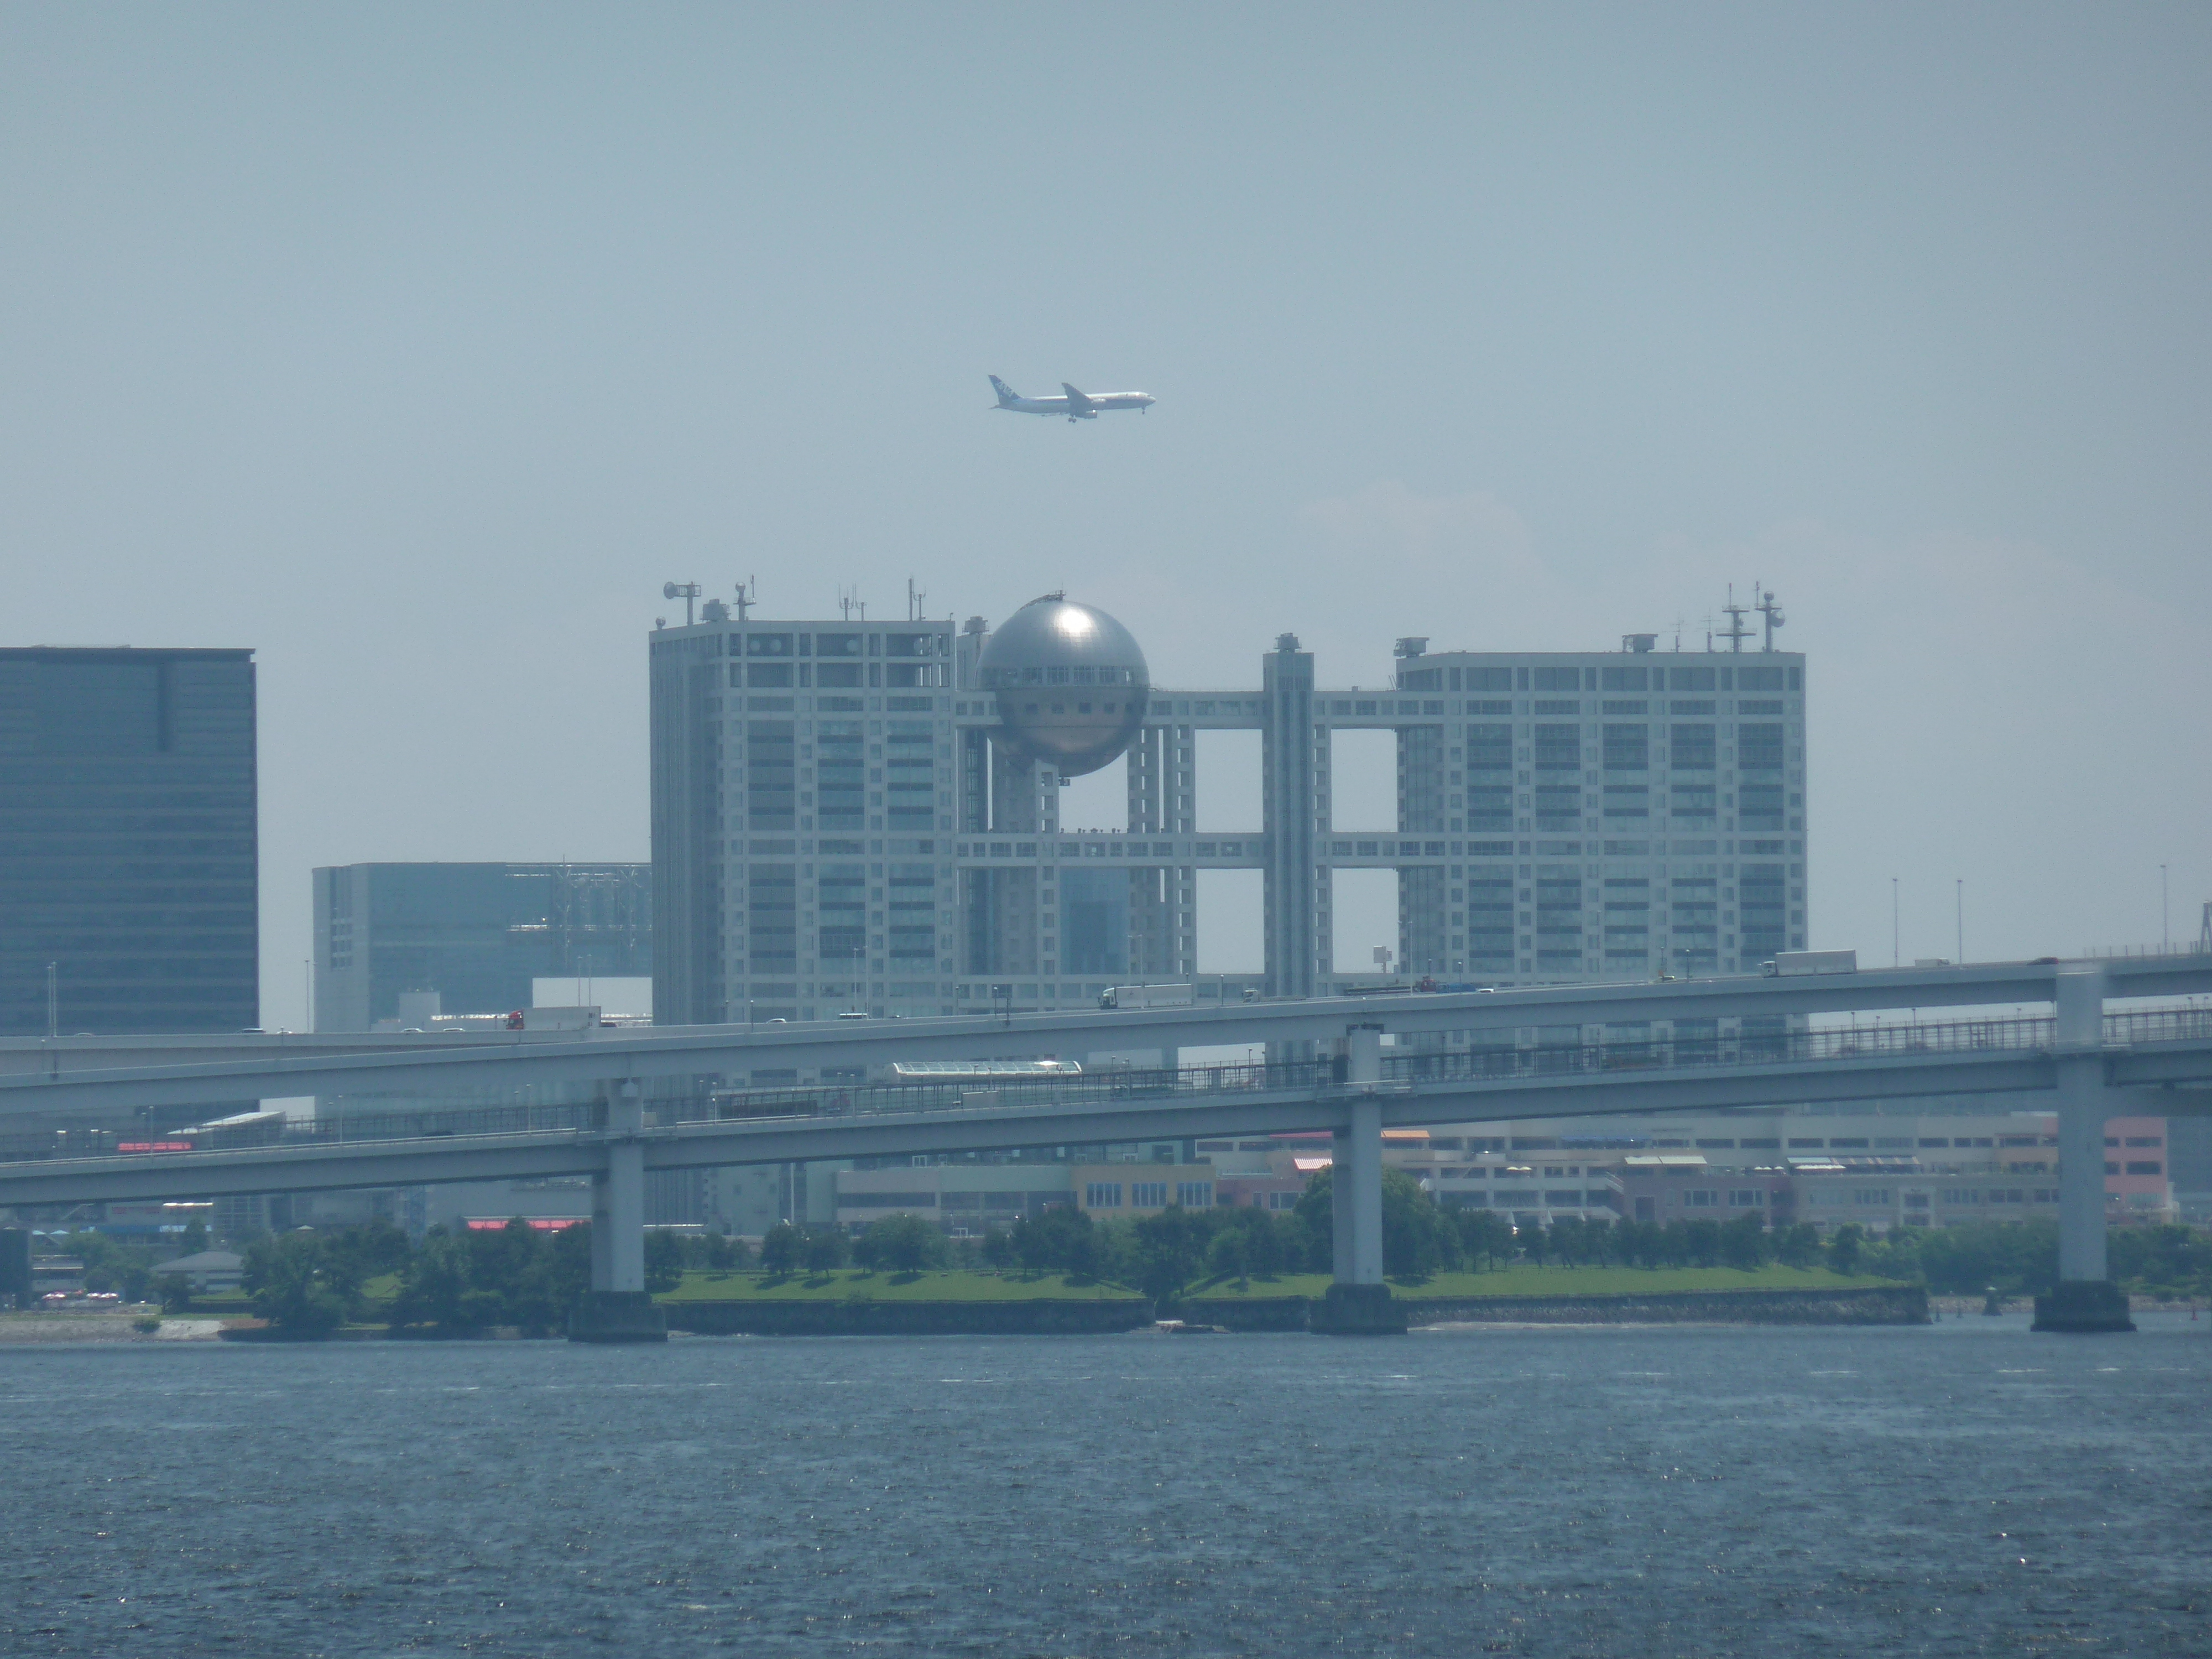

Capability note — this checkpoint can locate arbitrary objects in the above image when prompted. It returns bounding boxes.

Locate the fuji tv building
[648,592,1807,1052]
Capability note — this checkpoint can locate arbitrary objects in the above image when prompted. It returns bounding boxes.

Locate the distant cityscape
[0,591,2201,1255]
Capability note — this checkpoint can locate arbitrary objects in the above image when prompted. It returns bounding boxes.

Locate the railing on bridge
[2,1009,2206,1168]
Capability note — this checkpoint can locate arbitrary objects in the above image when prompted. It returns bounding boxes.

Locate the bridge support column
[2034,966,2133,1334]
[1314,1024,1403,1334]
[571,1081,666,1343]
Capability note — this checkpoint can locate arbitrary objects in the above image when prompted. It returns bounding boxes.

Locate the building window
[1601,723,1648,770]
[1533,724,1581,770]
[1085,1183,1123,1208]
[1670,723,1716,769]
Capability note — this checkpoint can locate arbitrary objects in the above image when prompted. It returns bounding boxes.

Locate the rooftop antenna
[1671,615,1685,652]
[907,577,926,621]
[732,577,756,622]
[661,581,701,626]
[1719,585,1751,653]
[838,584,863,620]
[1755,583,1785,651]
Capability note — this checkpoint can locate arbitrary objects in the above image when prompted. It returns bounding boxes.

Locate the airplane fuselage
[989,377,1154,420]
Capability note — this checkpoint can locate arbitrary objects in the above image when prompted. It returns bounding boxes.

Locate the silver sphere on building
[978,593,1151,777]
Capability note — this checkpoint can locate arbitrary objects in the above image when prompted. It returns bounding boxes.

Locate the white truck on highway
[1097,983,1196,1010]
[1760,950,1858,978]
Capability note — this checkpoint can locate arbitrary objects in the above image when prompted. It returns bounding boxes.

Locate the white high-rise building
[648,597,1809,1061]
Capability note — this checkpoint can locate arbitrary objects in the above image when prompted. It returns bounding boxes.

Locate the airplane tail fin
[988,375,1019,405]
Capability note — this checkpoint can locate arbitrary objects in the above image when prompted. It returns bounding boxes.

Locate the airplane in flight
[989,375,1155,421]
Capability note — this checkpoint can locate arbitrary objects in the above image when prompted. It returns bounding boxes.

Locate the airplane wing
[1060,383,1096,415]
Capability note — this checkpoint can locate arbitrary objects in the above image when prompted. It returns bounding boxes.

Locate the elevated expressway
[5,955,2209,1115]
[4,957,2209,1335]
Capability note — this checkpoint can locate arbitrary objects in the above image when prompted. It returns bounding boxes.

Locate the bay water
[3,1314,2206,1656]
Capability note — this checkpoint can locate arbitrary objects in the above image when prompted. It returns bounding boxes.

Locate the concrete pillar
[1345,1023,1383,1086]
[2034,966,2133,1333]
[1262,641,1320,999]
[588,1083,647,1293]
[589,1174,616,1288]
[571,1080,666,1342]
[1343,1025,1384,1285]
[1346,1096,1384,1285]
[1314,1024,1403,1333]
[2055,1067,2107,1283]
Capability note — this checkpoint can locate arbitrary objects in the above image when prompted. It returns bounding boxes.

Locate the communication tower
[1755,583,1786,650]
[1719,586,1752,653]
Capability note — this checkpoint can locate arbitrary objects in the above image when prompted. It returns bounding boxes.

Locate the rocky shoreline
[0,1311,227,1343]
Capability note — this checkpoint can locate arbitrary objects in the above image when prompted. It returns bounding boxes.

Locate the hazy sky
[6,5,2208,1026]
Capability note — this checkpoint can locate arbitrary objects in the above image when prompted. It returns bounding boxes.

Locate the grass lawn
[660,1269,1145,1303]
[1187,1264,1912,1300]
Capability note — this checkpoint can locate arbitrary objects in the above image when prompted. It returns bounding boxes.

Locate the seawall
[663,1298,1156,1337]
[1197,1285,1929,1330]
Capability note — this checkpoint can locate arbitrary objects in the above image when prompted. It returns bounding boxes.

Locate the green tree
[387,1228,481,1331]
[980,1228,1015,1271]
[543,1222,593,1317]
[1453,1207,1513,1271]
[1614,1219,1662,1269]
[1211,1206,1290,1279]
[1682,1218,1724,1267]
[801,1225,851,1271]
[242,1230,349,1337]
[379,1218,580,1334]
[1010,1206,1099,1277]
[467,1219,543,1310]
[327,1217,411,1287]
[1720,1212,1770,1270]
[644,1229,687,1294]
[1549,1216,1590,1266]
[1911,1219,2056,1295]
[55,1230,160,1302]
[1773,1222,1822,1268]
[758,1223,804,1275]
[1128,1206,1208,1304]
[1207,1227,1251,1287]
[2110,1224,2212,1296]
[1292,1167,1463,1281]
[853,1212,949,1272]
[1827,1223,1865,1276]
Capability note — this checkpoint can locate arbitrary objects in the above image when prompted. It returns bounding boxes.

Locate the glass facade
[0,648,258,1035]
